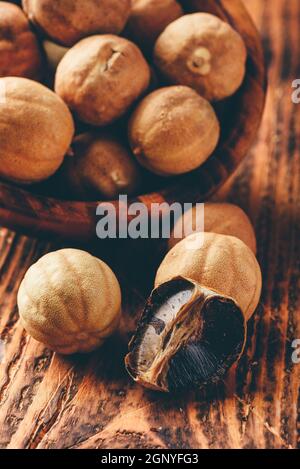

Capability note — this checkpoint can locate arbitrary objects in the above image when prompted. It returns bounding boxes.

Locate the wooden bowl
[0,0,266,241]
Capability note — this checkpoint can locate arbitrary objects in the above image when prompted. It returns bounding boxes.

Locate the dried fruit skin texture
[63,132,142,200]
[0,2,42,79]
[126,0,183,52]
[154,13,247,101]
[126,233,262,392]
[0,77,74,184]
[22,0,131,47]
[17,249,122,354]
[128,85,220,176]
[156,232,262,321]
[55,35,151,126]
[169,203,257,254]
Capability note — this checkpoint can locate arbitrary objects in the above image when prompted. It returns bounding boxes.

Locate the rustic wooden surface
[0,0,299,449]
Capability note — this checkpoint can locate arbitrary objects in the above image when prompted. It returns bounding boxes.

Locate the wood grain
[0,0,299,449]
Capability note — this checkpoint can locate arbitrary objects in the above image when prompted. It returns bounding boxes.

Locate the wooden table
[0,0,299,449]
